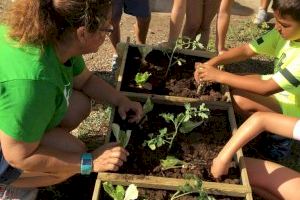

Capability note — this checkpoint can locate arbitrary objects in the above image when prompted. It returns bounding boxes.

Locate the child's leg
[231,89,281,118]
[245,157,300,200]
[198,0,221,47]
[182,0,203,39]
[110,0,124,54]
[168,0,186,43]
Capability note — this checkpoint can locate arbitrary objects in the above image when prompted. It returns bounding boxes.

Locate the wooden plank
[98,173,251,197]
[228,106,253,200]
[122,91,232,110]
[92,178,101,200]
[127,43,216,59]
[115,41,130,91]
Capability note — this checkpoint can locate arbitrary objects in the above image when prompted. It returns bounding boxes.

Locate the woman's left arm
[73,68,142,122]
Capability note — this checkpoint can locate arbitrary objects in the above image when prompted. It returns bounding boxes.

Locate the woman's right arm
[211,112,298,178]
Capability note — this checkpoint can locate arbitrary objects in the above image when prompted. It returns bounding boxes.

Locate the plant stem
[171,191,196,200]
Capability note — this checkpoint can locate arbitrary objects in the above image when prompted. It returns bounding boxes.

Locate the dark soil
[112,103,240,183]
[120,46,225,101]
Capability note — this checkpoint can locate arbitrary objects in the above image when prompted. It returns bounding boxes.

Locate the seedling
[134,71,152,90]
[170,175,215,200]
[160,156,206,171]
[144,103,209,150]
[160,156,189,170]
[111,123,132,148]
[164,34,204,77]
[103,182,139,200]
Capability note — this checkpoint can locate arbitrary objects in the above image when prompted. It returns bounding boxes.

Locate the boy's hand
[117,97,143,123]
[92,142,129,172]
[194,62,223,84]
[210,156,231,179]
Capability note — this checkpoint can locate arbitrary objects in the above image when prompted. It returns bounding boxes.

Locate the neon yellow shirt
[249,29,300,117]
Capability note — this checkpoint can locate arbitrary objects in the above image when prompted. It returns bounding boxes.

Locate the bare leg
[198,0,221,47]
[245,157,300,200]
[182,0,203,39]
[110,18,121,54]
[261,0,271,11]
[231,89,281,118]
[134,16,151,44]
[168,0,186,43]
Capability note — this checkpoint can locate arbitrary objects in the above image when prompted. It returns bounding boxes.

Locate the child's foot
[0,184,38,200]
[253,8,268,25]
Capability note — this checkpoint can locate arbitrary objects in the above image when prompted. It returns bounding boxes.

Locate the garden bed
[92,96,252,200]
[116,43,230,103]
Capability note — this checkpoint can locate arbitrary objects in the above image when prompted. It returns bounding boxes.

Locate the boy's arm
[196,65,282,95]
[204,44,257,66]
[211,112,298,178]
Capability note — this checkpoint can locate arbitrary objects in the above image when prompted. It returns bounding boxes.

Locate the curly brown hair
[2,0,111,46]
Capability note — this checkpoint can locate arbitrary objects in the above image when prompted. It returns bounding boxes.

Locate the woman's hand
[117,96,143,123]
[210,156,231,179]
[92,142,129,172]
[194,62,224,84]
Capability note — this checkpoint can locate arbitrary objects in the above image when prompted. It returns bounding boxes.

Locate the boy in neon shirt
[195,0,300,161]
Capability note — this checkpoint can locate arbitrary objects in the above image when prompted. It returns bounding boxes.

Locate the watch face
[82,159,91,165]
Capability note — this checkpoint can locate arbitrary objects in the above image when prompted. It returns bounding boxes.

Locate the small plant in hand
[164,34,204,77]
[134,71,152,90]
[143,103,209,150]
[111,123,132,148]
[170,175,215,200]
[103,182,139,200]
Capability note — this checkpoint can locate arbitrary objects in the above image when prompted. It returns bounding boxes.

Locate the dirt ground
[1,1,300,200]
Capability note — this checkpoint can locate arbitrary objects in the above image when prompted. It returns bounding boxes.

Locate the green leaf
[103,182,123,200]
[175,113,185,126]
[112,123,131,147]
[143,97,154,115]
[116,185,125,200]
[124,184,139,200]
[160,113,174,123]
[195,34,201,42]
[135,72,151,86]
[179,121,203,133]
[160,156,187,170]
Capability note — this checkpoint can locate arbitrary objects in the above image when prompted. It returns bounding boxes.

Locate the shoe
[261,134,292,161]
[111,54,119,72]
[253,8,268,25]
[0,184,38,200]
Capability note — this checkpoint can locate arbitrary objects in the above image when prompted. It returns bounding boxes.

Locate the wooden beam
[98,173,251,197]
[122,91,232,110]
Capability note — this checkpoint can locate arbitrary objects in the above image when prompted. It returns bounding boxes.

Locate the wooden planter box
[115,42,231,104]
[92,95,253,200]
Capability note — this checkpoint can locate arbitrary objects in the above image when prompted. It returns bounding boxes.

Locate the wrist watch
[80,153,93,175]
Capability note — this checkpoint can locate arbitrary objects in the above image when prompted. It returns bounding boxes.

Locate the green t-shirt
[0,25,85,142]
[249,29,300,117]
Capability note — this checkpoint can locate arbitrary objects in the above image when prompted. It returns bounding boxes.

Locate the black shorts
[112,0,151,20]
[0,150,22,185]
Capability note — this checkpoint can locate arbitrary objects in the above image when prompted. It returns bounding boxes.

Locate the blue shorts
[0,150,22,185]
[112,0,151,19]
